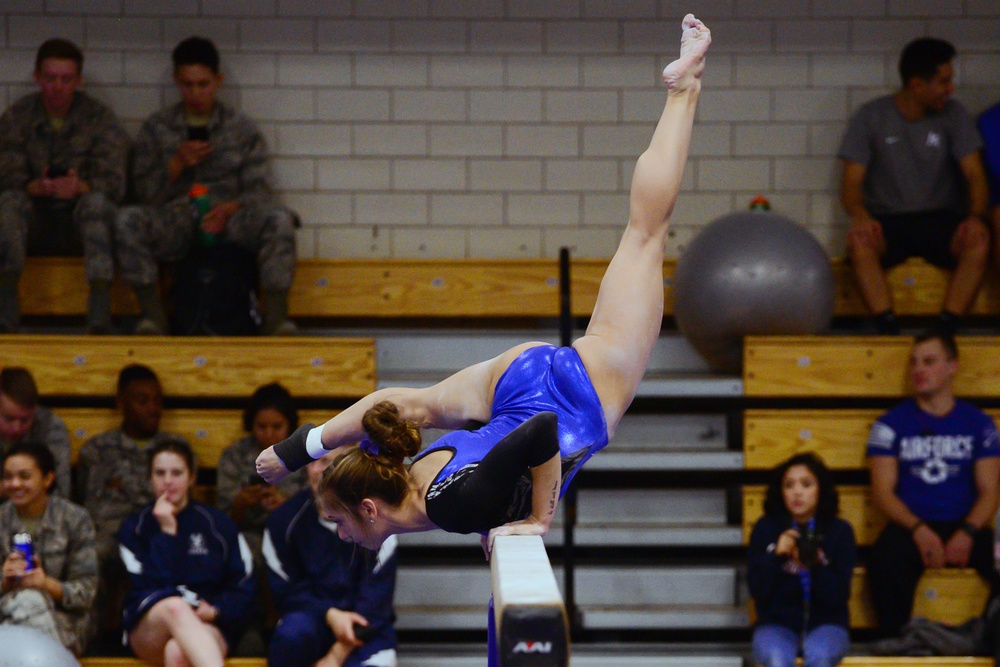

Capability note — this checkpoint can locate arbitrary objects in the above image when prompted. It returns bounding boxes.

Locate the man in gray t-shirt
[838,37,989,335]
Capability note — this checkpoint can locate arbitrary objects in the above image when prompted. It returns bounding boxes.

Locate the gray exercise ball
[673,210,834,374]
[0,625,80,667]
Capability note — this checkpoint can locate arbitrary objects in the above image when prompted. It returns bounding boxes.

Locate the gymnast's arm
[257,357,498,482]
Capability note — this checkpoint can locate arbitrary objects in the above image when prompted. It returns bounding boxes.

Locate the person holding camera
[0,38,129,334]
[866,329,1000,638]
[115,36,298,336]
[119,438,255,667]
[748,452,856,667]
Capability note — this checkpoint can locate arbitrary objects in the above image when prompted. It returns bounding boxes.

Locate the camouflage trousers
[0,588,64,648]
[116,199,297,291]
[0,189,116,282]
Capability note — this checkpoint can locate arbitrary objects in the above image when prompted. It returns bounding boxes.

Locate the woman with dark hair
[748,453,856,667]
[119,438,255,667]
[256,15,713,559]
[0,441,97,655]
[217,382,307,557]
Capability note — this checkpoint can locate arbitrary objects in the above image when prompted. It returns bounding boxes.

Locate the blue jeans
[752,623,850,667]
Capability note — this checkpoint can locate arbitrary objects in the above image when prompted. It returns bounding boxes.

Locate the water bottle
[12,533,34,571]
[189,183,217,247]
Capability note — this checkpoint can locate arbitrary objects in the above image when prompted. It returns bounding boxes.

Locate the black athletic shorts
[877,209,963,269]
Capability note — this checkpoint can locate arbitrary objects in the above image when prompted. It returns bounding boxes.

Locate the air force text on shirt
[899,434,974,462]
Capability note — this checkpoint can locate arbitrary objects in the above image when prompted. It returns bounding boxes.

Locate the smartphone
[47,165,68,178]
[187,125,210,141]
[246,472,266,487]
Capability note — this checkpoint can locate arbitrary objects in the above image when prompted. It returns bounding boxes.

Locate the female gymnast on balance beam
[256,13,712,560]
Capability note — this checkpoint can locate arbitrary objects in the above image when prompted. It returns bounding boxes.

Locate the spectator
[748,452,855,667]
[0,441,97,656]
[265,450,397,667]
[119,438,255,666]
[75,363,188,640]
[866,329,1000,637]
[977,102,1000,260]
[0,38,128,334]
[217,382,308,559]
[116,36,297,336]
[0,367,71,498]
[839,37,990,335]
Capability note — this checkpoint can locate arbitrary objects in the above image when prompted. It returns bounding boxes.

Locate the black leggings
[867,521,998,637]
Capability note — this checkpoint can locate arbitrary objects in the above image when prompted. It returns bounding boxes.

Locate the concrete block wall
[0,1,997,260]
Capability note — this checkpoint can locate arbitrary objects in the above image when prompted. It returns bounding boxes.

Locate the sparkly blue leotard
[412,344,608,534]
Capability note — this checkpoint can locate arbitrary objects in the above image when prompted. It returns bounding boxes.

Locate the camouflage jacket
[75,428,187,539]
[0,495,98,655]
[216,435,308,537]
[0,91,128,200]
[0,406,72,499]
[131,101,275,211]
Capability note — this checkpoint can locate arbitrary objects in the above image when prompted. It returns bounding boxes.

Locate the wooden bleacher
[20,256,1000,320]
[744,335,1000,397]
[745,408,1000,470]
[0,335,374,398]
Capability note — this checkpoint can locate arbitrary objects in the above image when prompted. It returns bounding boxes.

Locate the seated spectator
[0,367,71,497]
[866,329,1000,637]
[217,382,308,559]
[75,363,188,640]
[839,37,989,335]
[119,438,255,666]
[978,102,1000,260]
[748,452,855,667]
[0,441,97,656]
[116,36,297,336]
[265,450,397,667]
[0,38,128,334]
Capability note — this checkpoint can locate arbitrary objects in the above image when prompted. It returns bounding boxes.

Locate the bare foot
[662,14,711,92]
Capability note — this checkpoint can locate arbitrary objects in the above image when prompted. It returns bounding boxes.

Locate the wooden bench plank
[745,408,1000,470]
[290,259,561,317]
[850,567,989,629]
[25,256,997,319]
[62,407,335,468]
[0,335,375,398]
[743,336,1000,397]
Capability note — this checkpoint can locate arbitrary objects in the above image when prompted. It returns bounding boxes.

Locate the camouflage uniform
[0,405,72,499]
[0,91,128,281]
[75,428,187,560]
[0,494,99,655]
[116,101,296,292]
[216,434,307,558]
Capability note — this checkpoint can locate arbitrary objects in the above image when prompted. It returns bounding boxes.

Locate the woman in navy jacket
[748,452,856,667]
[119,438,255,667]
[265,451,397,667]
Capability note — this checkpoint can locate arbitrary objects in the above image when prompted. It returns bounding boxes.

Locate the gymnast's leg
[573,14,710,435]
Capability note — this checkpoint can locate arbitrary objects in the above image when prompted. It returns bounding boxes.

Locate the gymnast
[256,14,711,557]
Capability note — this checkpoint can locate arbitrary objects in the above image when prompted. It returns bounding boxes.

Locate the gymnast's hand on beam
[482,516,548,561]
[255,446,291,484]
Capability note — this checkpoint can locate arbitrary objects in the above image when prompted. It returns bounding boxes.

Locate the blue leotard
[412,344,608,534]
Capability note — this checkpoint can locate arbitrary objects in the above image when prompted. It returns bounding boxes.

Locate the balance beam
[491,535,568,667]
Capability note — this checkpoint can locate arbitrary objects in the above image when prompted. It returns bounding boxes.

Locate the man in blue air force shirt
[866,330,1000,637]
